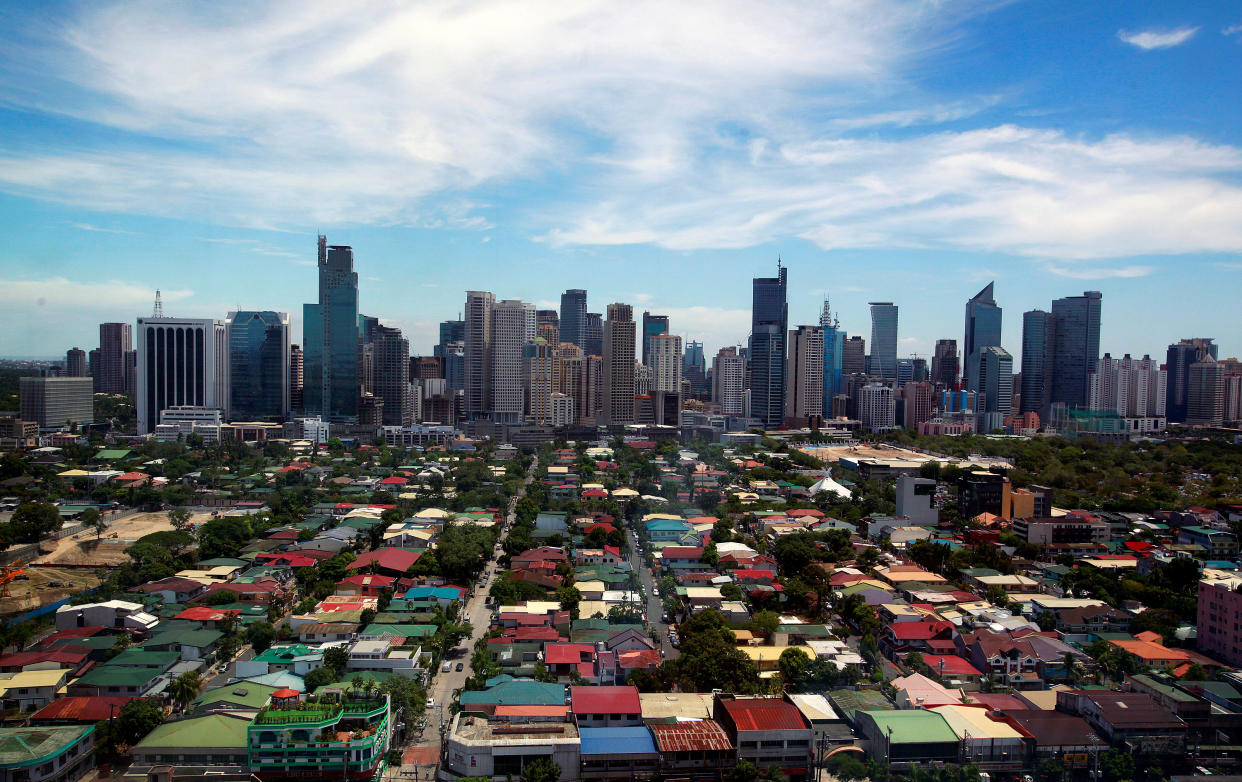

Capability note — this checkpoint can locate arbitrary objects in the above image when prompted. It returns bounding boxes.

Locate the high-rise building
[1088,354,1166,418]
[526,337,556,425]
[373,324,413,426]
[435,320,465,359]
[136,315,228,434]
[1188,356,1226,426]
[490,299,535,425]
[443,342,465,394]
[635,363,653,396]
[463,291,495,420]
[932,339,958,389]
[584,312,604,357]
[225,310,290,422]
[303,236,359,421]
[1020,310,1054,415]
[868,302,898,379]
[857,383,895,432]
[712,347,746,417]
[895,358,915,387]
[601,303,636,425]
[65,348,87,378]
[842,336,866,376]
[963,282,1002,393]
[1166,338,1218,423]
[820,300,845,411]
[641,312,670,366]
[902,381,935,429]
[977,346,1014,416]
[97,322,135,395]
[785,325,823,422]
[1225,374,1242,425]
[683,340,708,396]
[559,289,588,350]
[1050,290,1102,410]
[650,333,683,425]
[750,264,789,428]
[290,344,304,411]
[19,377,94,430]
[535,310,560,345]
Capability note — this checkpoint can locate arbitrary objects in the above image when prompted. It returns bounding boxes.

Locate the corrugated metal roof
[30,697,134,723]
[579,727,657,756]
[571,686,641,714]
[649,720,733,752]
[719,697,810,732]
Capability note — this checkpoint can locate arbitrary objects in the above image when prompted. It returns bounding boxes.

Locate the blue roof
[579,727,657,756]
[404,586,464,600]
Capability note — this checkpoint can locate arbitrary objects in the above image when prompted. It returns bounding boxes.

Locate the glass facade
[227,310,289,422]
[1050,291,1102,410]
[1020,309,1053,414]
[868,302,899,380]
[641,312,669,366]
[750,265,788,428]
[963,282,1002,393]
[303,238,359,421]
[560,289,587,349]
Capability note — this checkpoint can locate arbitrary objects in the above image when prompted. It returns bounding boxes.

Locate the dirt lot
[33,509,215,567]
[800,443,934,463]
[0,566,106,616]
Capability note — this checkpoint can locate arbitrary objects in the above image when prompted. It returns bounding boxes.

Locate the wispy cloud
[1118,27,1199,50]
[1215,261,1242,271]
[1043,263,1154,280]
[0,278,191,307]
[73,222,139,234]
[1222,23,1242,37]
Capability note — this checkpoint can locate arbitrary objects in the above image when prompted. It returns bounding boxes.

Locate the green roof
[109,649,180,667]
[254,644,321,664]
[94,449,132,460]
[777,624,832,637]
[134,714,250,750]
[860,709,958,744]
[145,628,223,648]
[362,623,436,639]
[459,680,565,707]
[827,689,893,720]
[195,683,278,710]
[196,558,249,568]
[0,725,93,768]
[73,666,164,687]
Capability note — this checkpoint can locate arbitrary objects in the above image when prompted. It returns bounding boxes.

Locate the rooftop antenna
[153,290,163,318]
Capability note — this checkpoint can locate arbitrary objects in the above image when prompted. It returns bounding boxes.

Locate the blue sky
[1,0,1240,364]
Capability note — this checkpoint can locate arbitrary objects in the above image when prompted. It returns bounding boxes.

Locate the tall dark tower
[749,261,788,428]
[302,235,360,421]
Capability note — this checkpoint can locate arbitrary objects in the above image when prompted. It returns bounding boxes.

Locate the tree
[205,589,239,605]
[556,585,582,620]
[520,757,561,782]
[168,507,193,533]
[720,583,743,601]
[246,622,277,653]
[82,507,105,541]
[1099,749,1134,782]
[324,646,349,676]
[113,698,164,747]
[777,647,811,689]
[9,502,62,543]
[749,609,780,639]
[170,671,201,710]
[304,666,337,692]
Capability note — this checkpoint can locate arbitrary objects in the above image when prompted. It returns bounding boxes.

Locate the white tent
[807,475,852,500]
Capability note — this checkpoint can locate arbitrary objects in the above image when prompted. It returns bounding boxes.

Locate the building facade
[19,378,94,430]
[785,325,823,423]
[641,312,669,367]
[372,325,413,426]
[226,310,290,422]
[136,317,228,434]
[713,347,746,417]
[96,322,135,395]
[601,303,636,425]
[750,265,789,428]
[560,289,588,350]
[868,302,899,380]
[858,383,896,432]
[1050,290,1102,410]
[932,339,958,389]
[302,237,359,421]
[1166,338,1217,423]
[963,282,1002,394]
[463,291,495,421]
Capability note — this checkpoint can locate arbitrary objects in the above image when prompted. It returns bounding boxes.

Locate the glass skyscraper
[868,302,898,379]
[303,235,359,421]
[560,289,587,349]
[641,312,669,366]
[750,264,788,428]
[1050,290,1102,410]
[821,299,844,414]
[226,310,290,422]
[963,282,1002,393]
[1020,310,1053,415]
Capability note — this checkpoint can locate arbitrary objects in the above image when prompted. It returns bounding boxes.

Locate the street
[626,524,678,660]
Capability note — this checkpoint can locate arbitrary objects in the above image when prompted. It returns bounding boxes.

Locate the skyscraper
[20,377,94,430]
[490,299,536,425]
[1188,356,1225,426]
[1166,338,1217,423]
[683,340,708,395]
[641,312,670,366]
[303,236,359,421]
[535,310,560,345]
[902,382,935,429]
[1050,290,1102,410]
[584,312,604,357]
[136,315,228,434]
[750,264,788,428]
[649,333,683,426]
[526,337,556,425]
[97,322,135,395]
[712,347,746,417]
[820,299,845,414]
[842,336,866,377]
[1088,354,1166,418]
[932,339,958,389]
[977,345,1014,416]
[65,348,87,378]
[858,383,895,432]
[290,344,303,412]
[1020,310,1054,415]
[559,289,588,350]
[226,310,290,422]
[963,282,1002,393]
[868,302,899,379]
[463,291,495,420]
[786,325,823,422]
[435,320,465,359]
[601,303,636,425]
[373,324,413,426]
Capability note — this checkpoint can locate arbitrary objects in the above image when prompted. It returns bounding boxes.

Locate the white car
[426,698,435,708]
[441,661,452,672]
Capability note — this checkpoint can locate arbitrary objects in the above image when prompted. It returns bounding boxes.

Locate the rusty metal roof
[649,720,733,752]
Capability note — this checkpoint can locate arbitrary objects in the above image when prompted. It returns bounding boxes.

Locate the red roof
[889,620,955,641]
[733,569,776,581]
[650,720,733,751]
[788,509,825,518]
[379,476,408,485]
[268,529,302,540]
[585,522,617,534]
[718,697,809,732]
[545,643,595,665]
[570,685,641,714]
[0,650,86,668]
[617,649,660,669]
[175,607,241,622]
[661,546,704,560]
[339,574,397,588]
[346,549,422,573]
[30,696,134,723]
[582,489,608,498]
[921,655,983,677]
[272,688,300,698]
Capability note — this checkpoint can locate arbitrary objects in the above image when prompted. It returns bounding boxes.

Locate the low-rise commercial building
[0,724,95,782]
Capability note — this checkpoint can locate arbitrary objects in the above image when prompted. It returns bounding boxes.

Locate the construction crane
[0,566,30,598]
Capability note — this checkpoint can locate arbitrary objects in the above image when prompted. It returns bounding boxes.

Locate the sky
[0,0,1240,365]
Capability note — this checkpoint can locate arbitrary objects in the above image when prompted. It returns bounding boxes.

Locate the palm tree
[170,671,201,711]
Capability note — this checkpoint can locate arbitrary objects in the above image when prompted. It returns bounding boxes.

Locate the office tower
[463,291,495,420]
[535,310,560,345]
[303,236,359,421]
[842,336,866,376]
[1166,338,1218,423]
[583,354,602,423]
[858,383,895,432]
[560,289,588,350]
[371,324,413,426]
[902,381,935,429]
[1225,374,1242,424]
[1187,356,1225,426]
[683,340,708,395]
[977,346,1014,416]
[785,325,823,422]
[635,363,653,396]
[20,377,94,429]
[601,303,636,425]
[88,349,98,385]
[491,299,536,425]
[1050,290,1102,409]
[641,312,670,366]
[357,315,379,345]
[290,344,304,411]
[583,312,604,357]
[650,333,683,426]
[912,358,928,382]
[820,299,845,411]
[65,348,87,378]
[526,337,555,425]
[435,320,465,359]
[932,339,958,388]
[750,264,789,428]
[136,314,228,435]
[97,322,135,394]
[1020,310,1054,415]
[963,282,1002,393]
[895,359,915,387]
[868,302,899,380]
[225,310,290,422]
[1089,354,1166,418]
[441,342,465,394]
[713,347,746,416]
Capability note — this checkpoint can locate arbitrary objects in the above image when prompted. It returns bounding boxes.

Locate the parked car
[455,662,464,672]
[441,661,452,672]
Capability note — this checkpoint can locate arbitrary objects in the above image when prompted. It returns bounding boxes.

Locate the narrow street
[626,524,678,660]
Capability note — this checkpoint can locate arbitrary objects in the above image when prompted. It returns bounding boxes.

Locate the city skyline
[2,2,1242,361]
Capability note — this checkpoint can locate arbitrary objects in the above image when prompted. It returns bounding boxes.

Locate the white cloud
[1224,23,1242,37]
[1043,263,1154,280]
[0,278,192,308]
[1118,27,1199,50]
[1215,261,1242,271]
[73,222,139,234]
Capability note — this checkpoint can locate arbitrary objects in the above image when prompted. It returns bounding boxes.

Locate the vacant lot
[0,565,106,616]
[799,443,934,463]
[33,509,215,568]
